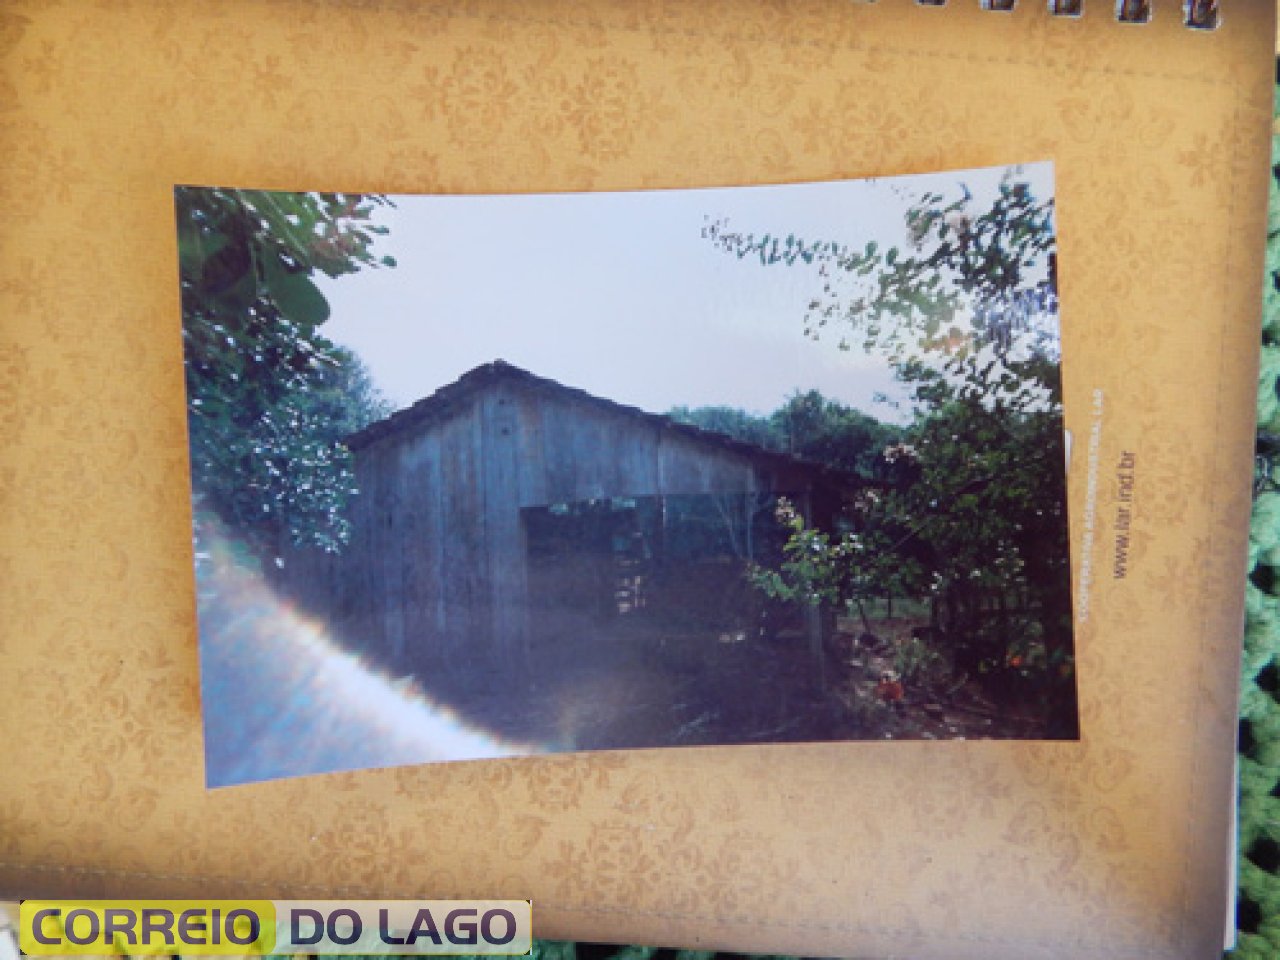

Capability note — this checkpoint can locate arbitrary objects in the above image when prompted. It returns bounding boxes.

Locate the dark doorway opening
[521,492,807,655]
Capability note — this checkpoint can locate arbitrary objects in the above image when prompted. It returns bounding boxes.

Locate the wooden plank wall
[285,378,825,675]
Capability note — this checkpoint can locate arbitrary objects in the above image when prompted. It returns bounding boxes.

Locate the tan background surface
[0,2,1272,958]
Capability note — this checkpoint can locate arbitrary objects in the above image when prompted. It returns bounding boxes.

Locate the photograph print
[177,163,1078,788]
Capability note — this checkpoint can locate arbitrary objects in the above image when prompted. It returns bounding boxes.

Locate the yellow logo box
[19,900,532,955]
[20,901,274,955]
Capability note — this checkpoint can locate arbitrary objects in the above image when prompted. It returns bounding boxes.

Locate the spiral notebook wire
[907,0,1219,29]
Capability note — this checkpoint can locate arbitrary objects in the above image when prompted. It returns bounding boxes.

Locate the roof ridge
[344,359,871,486]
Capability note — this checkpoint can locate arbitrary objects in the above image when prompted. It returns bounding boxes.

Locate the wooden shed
[281,361,855,681]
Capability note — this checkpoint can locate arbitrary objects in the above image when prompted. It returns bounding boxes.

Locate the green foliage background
[705,170,1073,731]
[178,187,394,561]
[669,390,904,478]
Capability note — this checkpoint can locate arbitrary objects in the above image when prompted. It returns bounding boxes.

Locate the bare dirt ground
[413,614,1048,753]
[411,622,849,753]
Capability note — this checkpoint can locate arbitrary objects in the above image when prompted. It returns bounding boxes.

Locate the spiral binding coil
[911,0,1219,30]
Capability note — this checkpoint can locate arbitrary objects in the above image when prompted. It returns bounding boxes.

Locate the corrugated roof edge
[345,359,876,487]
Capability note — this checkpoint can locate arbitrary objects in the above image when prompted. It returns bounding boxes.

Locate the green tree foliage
[771,390,903,477]
[177,187,395,557]
[706,172,1073,727]
[667,404,779,450]
[669,391,903,478]
[752,496,920,624]
[705,172,1059,410]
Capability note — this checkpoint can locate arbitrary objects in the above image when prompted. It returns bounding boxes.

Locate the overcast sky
[314,162,1054,424]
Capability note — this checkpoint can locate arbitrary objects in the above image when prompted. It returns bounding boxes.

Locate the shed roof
[347,360,869,487]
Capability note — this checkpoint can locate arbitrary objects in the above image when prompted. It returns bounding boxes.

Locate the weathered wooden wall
[281,372,831,678]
